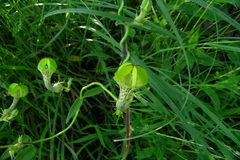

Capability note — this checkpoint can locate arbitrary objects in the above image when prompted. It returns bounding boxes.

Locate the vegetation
[0,0,240,159]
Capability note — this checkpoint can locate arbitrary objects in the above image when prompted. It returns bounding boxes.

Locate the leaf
[135,147,156,159]
[206,43,240,53]
[194,49,223,66]
[0,65,34,70]
[221,107,240,116]
[43,8,133,23]
[190,0,240,30]
[214,0,240,7]
[202,88,220,109]
[83,87,104,98]
[94,125,105,148]
[66,98,83,124]
[15,146,36,160]
[188,29,199,47]
[227,53,240,65]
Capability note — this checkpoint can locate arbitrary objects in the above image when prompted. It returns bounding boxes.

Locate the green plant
[0,83,28,122]
[1,0,240,159]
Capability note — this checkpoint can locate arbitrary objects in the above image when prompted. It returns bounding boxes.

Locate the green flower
[134,0,152,24]
[140,0,152,13]
[114,62,148,116]
[38,58,63,93]
[113,62,148,89]
[8,83,29,99]
[37,58,57,77]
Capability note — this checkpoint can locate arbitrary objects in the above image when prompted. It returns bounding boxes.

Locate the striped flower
[113,62,148,116]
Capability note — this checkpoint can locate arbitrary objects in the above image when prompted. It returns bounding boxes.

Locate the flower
[113,62,148,90]
[113,62,148,116]
[8,83,29,99]
[37,58,57,77]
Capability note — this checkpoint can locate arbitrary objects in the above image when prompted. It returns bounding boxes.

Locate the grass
[1,0,240,159]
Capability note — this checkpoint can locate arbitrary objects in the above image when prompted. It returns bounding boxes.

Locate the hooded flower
[113,62,148,90]
[37,58,57,77]
[8,83,29,99]
[113,62,148,116]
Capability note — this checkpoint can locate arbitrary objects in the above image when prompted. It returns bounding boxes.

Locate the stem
[79,82,118,101]
[32,82,117,144]
[0,110,79,148]
[0,144,13,149]
[70,88,80,98]
[121,108,131,160]
[43,75,62,93]
[117,0,124,16]
[9,98,19,111]
[120,24,130,64]
[32,108,79,144]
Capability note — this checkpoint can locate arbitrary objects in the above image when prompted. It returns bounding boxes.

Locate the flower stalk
[0,83,29,122]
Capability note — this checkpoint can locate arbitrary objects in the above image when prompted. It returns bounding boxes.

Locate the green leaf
[15,146,36,160]
[202,88,220,109]
[135,147,156,159]
[83,87,104,98]
[94,125,105,148]
[227,53,240,65]
[18,135,32,143]
[206,43,240,53]
[43,8,132,23]
[66,98,83,124]
[193,49,223,66]
[191,0,240,30]
[221,107,240,116]
[211,0,240,7]
[0,65,34,70]
[188,29,199,48]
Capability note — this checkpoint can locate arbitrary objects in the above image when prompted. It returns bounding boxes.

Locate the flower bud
[18,135,23,143]
[65,78,73,92]
[140,0,152,13]
[134,0,152,24]
[8,83,29,99]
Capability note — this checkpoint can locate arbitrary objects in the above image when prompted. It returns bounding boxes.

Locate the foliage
[1,0,240,159]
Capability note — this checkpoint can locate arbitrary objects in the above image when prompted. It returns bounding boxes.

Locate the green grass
[1,0,240,159]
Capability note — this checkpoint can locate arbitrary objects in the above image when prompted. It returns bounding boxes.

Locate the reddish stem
[122,108,130,160]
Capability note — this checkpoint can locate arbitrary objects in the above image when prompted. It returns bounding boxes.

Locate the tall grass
[1,0,240,159]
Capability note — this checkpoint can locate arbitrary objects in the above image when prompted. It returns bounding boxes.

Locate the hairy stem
[9,98,19,111]
[43,75,62,93]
